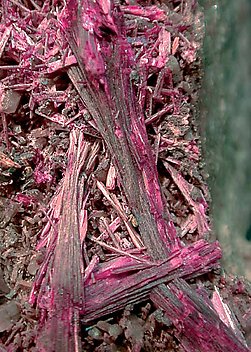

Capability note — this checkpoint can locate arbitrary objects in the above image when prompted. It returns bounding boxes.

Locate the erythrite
[0,0,247,350]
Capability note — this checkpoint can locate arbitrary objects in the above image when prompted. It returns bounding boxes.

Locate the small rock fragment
[0,89,22,114]
[108,324,123,340]
[166,55,182,84]
[0,268,9,294]
[96,320,111,332]
[27,253,43,276]
[87,326,103,340]
[152,309,172,326]
[0,301,20,332]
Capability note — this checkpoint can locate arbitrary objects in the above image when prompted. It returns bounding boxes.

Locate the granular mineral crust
[0,0,250,351]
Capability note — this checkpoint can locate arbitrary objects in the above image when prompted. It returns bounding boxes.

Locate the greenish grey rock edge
[199,0,251,276]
